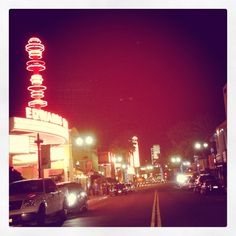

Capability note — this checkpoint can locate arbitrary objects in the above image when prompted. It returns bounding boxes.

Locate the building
[9,37,71,182]
[151,144,160,166]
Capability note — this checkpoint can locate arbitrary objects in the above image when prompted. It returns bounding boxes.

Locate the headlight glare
[67,193,77,206]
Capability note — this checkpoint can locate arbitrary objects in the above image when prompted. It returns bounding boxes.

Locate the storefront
[9,107,72,181]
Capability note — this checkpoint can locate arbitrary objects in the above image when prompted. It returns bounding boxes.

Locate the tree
[166,115,216,160]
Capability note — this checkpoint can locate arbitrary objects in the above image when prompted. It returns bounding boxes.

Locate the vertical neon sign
[25,37,47,109]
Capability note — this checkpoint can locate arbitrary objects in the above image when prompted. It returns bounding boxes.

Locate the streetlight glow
[176,157,181,163]
[203,142,208,148]
[122,164,127,169]
[194,142,201,149]
[76,137,84,146]
[116,156,122,162]
[85,136,94,145]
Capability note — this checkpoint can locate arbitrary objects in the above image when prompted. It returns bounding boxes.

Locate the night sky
[9,9,227,164]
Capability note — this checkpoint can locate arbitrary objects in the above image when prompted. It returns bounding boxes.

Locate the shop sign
[26,107,68,129]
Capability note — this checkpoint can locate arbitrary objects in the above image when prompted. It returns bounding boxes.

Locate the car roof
[57,181,82,187]
[11,178,52,184]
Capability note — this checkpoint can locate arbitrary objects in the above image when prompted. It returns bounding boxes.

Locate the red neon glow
[26,37,47,108]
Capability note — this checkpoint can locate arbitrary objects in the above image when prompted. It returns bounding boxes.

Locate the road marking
[156,191,162,227]
[150,190,162,227]
[151,191,157,227]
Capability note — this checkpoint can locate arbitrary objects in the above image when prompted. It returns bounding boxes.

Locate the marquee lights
[26,37,47,108]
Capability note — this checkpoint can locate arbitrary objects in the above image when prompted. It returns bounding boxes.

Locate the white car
[56,182,88,213]
[9,178,67,226]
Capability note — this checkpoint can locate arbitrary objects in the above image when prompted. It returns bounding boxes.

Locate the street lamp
[194,142,202,150]
[122,164,127,169]
[194,142,208,150]
[74,135,96,175]
[171,156,181,163]
[194,141,209,173]
[85,136,94,145]
[76,136,95,146]
[171,156,182,174]
[76,137,84,146]
[182,161,191,166]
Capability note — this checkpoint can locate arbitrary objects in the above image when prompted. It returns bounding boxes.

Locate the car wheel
[57,201,68,225]
[37,204,46,226]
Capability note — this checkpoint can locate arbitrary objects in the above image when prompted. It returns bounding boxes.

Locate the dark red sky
[9,9,227,163]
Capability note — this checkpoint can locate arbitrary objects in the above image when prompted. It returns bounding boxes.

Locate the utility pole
[35,133,43,178]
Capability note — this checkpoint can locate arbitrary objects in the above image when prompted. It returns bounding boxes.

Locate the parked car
[9,178,67,226]
[125,183,135,192]
[109,183,128,196]
[193,174,216,193]
[187,176,198,190]
[56,182,88,213]
[200,179,224,195]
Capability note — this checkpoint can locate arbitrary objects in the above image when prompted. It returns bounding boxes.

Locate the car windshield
[10,180,43,195]
[57,183,82,192]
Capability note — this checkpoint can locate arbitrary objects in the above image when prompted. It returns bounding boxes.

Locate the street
[61,183,226,227]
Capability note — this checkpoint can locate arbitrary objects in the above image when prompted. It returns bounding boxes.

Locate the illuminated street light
[147,165,154,170]
[112,156,123,163]
[75,136,94,146]
[122,164,127,169]
[194,142,202,149]
[76,137,84,146]
[116,156,123,162]
[85,136,94,145]
[176,157,181,163]
[194,142,208,150]
[183,161,191,166]
[171,156,181,163]
[203,142,208,148]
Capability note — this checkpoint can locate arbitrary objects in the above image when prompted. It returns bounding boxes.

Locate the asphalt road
[61,183,227,227]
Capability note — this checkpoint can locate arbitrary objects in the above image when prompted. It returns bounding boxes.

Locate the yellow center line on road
[156,191,162,227]
[151,190,157,227]
[150,190,162,227]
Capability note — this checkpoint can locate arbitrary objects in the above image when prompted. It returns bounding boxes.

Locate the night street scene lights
[171,156,181,163]
[111,156,126,182]
[193,141,210,173]
[194,142,208,150]
[170,156,191,174]
[75,136,95,146]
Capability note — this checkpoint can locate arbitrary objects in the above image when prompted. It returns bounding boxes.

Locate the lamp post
[74,135,96,173]
[170,156,182,176]
[194,142,209,173]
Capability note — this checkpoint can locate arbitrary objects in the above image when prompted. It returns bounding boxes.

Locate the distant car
[193,174,216,193]
[125,183,135,192]
[9,178,67,226]
[187,176,197,190]
[200,179,224,195]
[56,182,88,213]
[109,183,128,196]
